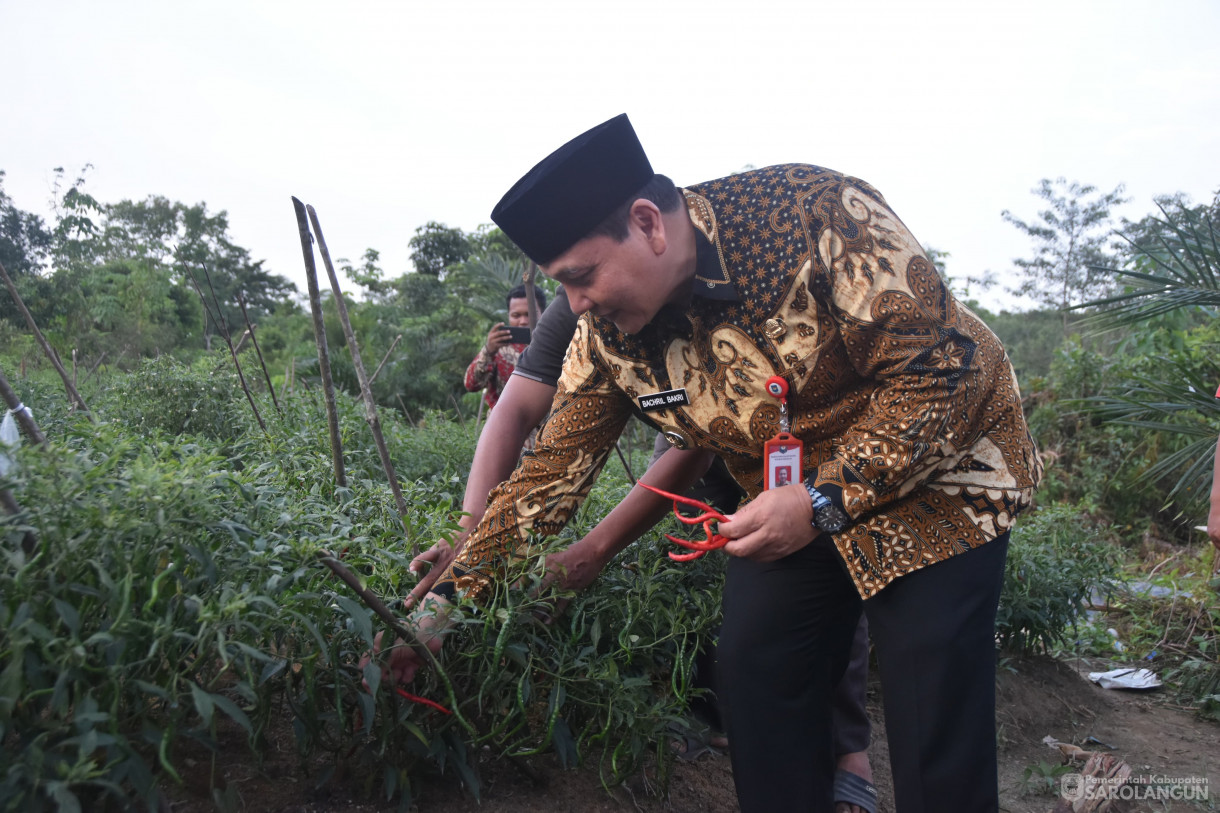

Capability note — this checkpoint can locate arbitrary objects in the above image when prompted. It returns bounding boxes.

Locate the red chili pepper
[394,686,452,715]
[638,482,731,561]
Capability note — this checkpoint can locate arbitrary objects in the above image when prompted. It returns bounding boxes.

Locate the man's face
[507,297,531,327]
[542,232,666,335]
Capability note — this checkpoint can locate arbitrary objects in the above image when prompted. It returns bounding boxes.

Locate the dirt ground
[166,656,1218,813]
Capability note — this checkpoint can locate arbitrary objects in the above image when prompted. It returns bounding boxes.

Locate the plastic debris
[1087,667,1162,690]
[1043,735,1092,761]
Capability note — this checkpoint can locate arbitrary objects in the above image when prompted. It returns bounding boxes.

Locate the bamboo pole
[368,334,402,387]
[0,259,92,418]
[614,443,636,485]
[472,394,486,437]
[523,262,540,331]
[236,293,281,415]
[0,490,36,556]
[184,265,266,434]
[0,363,43,555]
[316,550,473,733]
[0,363,48,445]
[306,204,409,524]
[292,197,346,488]
[396,395,416,428]
[80,352,107,388]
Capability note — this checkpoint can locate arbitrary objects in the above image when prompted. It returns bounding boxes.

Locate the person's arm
[542,446,716,590]
[405,374,557,604]
[383,319,632,682]
[461,375,556,528]
[408,291,580,600]
[1208,431,1220,551]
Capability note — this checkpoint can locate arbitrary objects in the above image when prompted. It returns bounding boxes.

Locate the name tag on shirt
[637,388,689,412]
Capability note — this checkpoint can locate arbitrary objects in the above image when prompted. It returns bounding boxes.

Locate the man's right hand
[362,598,450,685]
[485,322,513,354]
[404,535,465,610]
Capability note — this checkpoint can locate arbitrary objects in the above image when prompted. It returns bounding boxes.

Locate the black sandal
[834,769,878,813]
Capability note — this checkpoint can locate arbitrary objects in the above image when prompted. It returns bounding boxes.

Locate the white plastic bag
[0,408,23,476]
[1088,667,1162,690]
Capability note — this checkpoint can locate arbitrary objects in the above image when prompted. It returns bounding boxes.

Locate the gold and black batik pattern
[439,164,1042,600]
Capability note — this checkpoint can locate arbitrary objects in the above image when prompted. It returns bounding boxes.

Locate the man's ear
[628,199,667,255]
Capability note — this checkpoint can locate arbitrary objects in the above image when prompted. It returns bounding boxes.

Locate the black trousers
[718,533,1009,813]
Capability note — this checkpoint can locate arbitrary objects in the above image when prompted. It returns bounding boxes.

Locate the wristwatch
[804,482,848,534]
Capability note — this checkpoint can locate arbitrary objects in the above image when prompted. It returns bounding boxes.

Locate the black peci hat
[491,114,654,265]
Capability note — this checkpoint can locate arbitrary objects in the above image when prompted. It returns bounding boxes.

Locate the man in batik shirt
[385,115,1042,813]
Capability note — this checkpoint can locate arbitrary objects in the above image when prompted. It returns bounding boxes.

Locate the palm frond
[1075,196,1220,326]
[1075,360,1220,505]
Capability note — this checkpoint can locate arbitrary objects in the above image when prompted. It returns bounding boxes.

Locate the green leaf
[210,692,253,737]
[552,717,578,769]
[362,660,382,698]
[47,781,82,813]
[334,595,373,647]
[259,659,288,685]
[53,598,81,636]
[190,682,215,726]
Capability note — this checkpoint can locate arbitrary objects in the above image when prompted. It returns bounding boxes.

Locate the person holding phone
[464,284,547,410]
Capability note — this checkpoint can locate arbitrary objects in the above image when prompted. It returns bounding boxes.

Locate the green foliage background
[1,167,1218,808]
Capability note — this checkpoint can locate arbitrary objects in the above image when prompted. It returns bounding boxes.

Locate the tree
[0,171,53,278]
[1003,178,1129,333]
[48,166,106,274]
[171,203,296,350]
[407,221,473,277]
[339,248,388,298]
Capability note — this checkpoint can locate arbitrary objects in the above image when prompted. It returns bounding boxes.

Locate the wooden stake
[0,363,47,445]
[614,443,636,485]
[236,292,281,415]
[306,204,409,524]
[396,395,416,428]
[80,352,107,388]
[0,489,36,556]
[184,265,266,434]
[315,550,474,733]
[472,393,486,437]
[368,334,402,387]
[0,260,92,418]
[291,197,346,488]
[0,363,44,556]
[523,263,540,331]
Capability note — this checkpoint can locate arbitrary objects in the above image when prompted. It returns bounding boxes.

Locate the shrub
[996,504,1120,654]
[99,354,248,440]
[0,370,722,810]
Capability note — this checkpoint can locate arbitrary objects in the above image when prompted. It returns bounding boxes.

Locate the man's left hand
[719,484,817,561]
[541,541,608,593]
[523,541,611,623]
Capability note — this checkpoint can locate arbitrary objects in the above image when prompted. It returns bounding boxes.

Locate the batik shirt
[464,343,526,409]
[437,164,1043,600]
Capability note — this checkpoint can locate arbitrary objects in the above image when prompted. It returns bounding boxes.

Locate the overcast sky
[3,0,1218,312]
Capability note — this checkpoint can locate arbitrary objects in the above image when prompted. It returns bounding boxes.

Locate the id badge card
[764,432,803,490]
